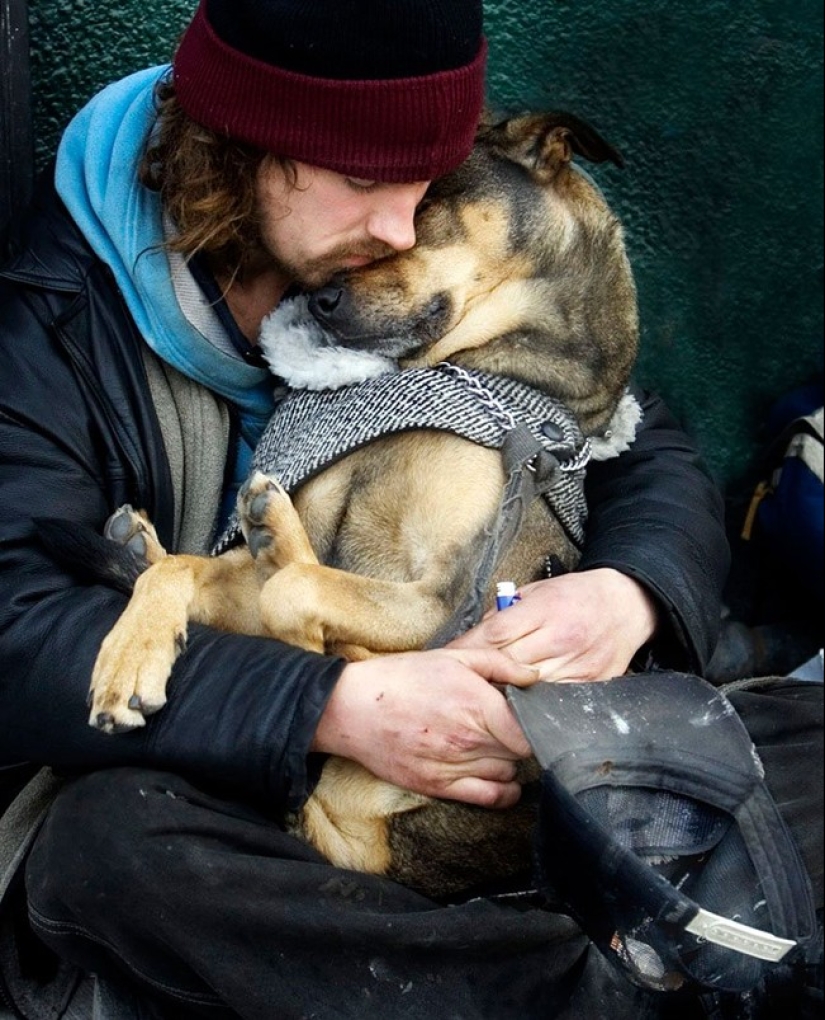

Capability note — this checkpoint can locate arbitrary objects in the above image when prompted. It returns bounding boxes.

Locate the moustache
[333,242,398,266]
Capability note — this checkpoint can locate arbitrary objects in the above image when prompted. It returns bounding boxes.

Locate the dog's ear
[481,112,624,182]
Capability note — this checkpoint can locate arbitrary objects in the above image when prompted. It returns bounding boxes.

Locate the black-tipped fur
[34,518,144,595]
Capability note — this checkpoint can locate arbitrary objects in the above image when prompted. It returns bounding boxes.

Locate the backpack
[742,380,823,602]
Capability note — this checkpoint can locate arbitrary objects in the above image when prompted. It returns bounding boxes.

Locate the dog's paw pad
[104,507,151,564]
[237,470,314,571]
[246,492,273,525]
[239,474,289,524]
[102,506,165,567]
[239,471,281,497]
[104,506,140,543]
[126,532,147,559]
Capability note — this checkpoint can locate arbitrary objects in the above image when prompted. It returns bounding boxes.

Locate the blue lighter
[495,581,521,611]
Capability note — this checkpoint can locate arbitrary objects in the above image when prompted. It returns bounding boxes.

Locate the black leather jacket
[0,174,729,812]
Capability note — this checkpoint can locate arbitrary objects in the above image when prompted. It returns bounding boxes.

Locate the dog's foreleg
[258,565,447,655]
[90,558,199,732]
[89,548,260,732]
[237,473,449,654]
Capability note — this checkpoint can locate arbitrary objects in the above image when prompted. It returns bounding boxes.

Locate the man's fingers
[449,622,566,680]
[440,776,524,809]
[443,646,539,684]
[455,756,520,782]
[448,606,545,654]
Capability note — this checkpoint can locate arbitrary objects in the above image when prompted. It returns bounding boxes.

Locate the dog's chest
[294,434,507,585]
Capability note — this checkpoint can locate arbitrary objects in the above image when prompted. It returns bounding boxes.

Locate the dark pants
[18,679,825,1020]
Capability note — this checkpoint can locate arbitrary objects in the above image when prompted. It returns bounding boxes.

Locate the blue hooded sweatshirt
[55,66,277,519]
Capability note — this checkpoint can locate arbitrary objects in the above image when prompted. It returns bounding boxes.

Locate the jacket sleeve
[0,274,343,812]
[578,383,730,674]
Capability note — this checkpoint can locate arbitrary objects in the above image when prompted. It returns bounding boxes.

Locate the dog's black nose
[309,286,344,324]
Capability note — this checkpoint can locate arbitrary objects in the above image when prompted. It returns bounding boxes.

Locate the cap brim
[507,674,816,993]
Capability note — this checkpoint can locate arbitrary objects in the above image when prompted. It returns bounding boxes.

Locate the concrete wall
[27,0,824,485]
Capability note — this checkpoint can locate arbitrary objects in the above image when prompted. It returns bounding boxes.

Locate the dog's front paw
[104,506,166,568]
[238,472,317,571]
[89,561,192,733]
[89,620,182,733]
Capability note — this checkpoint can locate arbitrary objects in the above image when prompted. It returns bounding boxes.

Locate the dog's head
[302,111,639,434]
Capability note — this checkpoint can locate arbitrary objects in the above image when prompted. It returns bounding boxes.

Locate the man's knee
[18,768,230,1011]
[25,767,189,922]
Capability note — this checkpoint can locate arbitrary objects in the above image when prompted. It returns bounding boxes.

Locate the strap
[0,769,65,906]
[426,423,569,646]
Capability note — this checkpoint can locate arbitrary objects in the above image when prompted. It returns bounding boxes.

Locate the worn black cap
[507,673,818,994]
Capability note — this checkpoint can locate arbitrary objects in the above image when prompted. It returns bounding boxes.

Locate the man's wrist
[599,567,659,648]
[310,662,369,756]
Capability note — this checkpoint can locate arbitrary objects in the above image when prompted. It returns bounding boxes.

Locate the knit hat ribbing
[173,0,486,182]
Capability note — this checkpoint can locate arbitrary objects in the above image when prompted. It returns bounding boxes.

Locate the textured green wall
[27,0,824,486]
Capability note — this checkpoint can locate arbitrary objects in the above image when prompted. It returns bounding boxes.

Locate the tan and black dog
[75,112,640,898]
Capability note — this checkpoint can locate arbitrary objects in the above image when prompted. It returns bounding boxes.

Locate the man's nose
[366,184,428,252]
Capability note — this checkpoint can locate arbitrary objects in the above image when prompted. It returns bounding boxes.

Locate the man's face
[255,158,430,290]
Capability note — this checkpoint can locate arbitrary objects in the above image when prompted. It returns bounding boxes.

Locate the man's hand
[312,648,537,808]
[448,568,658,682]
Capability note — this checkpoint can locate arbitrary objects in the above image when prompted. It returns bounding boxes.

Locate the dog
[51,111,640,898]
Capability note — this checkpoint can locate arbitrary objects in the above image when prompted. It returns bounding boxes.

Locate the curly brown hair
[139,77,294,281]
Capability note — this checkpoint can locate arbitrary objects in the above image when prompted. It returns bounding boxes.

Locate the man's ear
[480,111,624,183]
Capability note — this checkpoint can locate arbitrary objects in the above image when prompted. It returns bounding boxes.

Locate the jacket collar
[1,167,93,294]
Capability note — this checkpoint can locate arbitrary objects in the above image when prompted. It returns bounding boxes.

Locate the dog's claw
[247,528,273,559]
[92,707,147,734]
[128,694,143,711]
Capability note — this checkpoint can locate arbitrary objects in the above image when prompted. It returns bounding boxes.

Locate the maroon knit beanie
[173,0,487,182]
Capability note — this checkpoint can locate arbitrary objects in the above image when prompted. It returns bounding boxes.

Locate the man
[0,1,743,1017]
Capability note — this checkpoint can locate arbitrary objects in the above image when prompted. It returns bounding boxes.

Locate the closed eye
[345,177,380,193]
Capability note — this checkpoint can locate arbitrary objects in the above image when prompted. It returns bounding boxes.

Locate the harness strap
[426,422,576,645]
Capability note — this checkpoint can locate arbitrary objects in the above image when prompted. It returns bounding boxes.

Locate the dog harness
[214,364,590,557]
[211,365,645,640]
[213,366,600,642]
